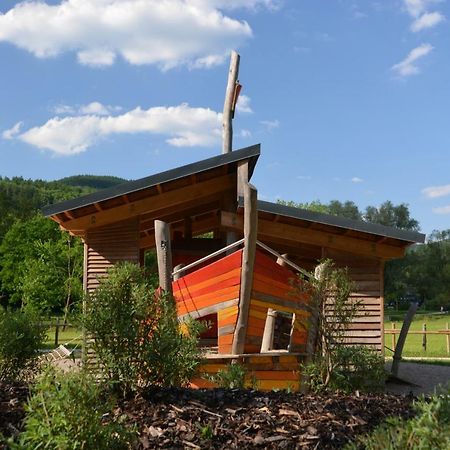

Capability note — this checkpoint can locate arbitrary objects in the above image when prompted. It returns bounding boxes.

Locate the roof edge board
[42,144,260,217]
[237,198,425,244]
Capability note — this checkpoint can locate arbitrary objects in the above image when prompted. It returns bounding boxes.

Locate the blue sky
[1,0,449,235]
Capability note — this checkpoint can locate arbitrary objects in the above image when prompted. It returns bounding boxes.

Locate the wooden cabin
[43,144,425,390]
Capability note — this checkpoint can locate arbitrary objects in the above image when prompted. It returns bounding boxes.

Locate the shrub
[81,263,202,394]
[295,259,385,393]
[0,308,45,381]
[205,363,247,389]
[11,367,135,450]
[346,385,450,449]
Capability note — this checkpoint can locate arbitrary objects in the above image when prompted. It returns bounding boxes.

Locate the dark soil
[0,382,29,448]
[117,388,416,449]
[0,383,416,449]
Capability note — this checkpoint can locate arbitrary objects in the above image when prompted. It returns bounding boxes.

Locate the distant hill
[57,175,128,190]
[0,174,128,241]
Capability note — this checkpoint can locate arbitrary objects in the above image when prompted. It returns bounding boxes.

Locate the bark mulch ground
[117,388,416,449]
[0,383,416,449]
[0,382,29,448]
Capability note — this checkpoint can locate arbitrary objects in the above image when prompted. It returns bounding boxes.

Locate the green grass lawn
[384,312,450,358]
[43,323,83,351]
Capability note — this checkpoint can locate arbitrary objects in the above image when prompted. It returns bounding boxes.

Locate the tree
[364,201,419,231]
[0,214,83,312]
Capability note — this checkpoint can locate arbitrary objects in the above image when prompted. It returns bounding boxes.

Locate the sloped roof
[254,200,425,244]
[43,144,260,217]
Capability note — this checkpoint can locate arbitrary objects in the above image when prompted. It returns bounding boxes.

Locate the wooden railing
[385,322,450,354]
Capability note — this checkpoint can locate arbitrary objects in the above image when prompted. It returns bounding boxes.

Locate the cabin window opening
[272,311,293,350]
[197,313,218,353]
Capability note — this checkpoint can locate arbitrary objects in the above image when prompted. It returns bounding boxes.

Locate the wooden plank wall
[326,249,383,350]
[84,218,140,291]
[172,250,243,353]
[192,353,305,391]
[245,250,309,353]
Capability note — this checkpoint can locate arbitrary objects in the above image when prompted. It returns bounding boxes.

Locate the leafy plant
[205,363,247,389]
[0,308,45,381]
[295,259,385,393]
[10,367,135,450]
[81,262,202,394]
[346,385,450,449]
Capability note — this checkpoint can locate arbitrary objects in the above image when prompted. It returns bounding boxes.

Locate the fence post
[422,323,427,352]
[447,323,449,355]
[55,317,60,347]
[391,322,396,351]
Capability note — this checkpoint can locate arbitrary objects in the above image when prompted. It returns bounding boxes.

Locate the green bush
[205,363,247,389]
[329,345,385,393]
[11,367,135,450]
[81,263,202,394]
[346,385,450,449]
[0,309,45,381]
[296,260,385,393]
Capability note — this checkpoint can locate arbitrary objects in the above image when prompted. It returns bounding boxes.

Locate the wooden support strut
[154,220,173,295]
[222,51,240,154]
[232,183,257,355]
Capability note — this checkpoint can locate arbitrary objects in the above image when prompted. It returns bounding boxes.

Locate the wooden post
[447,323,450,355]
[391,322,396,351]
[288,313,296,352]
[261,309,277,352]
[391,302,418,377]
[222,50,240,154]
[232,183,257,354]
[154,220,173,295]
[422,323,427,351]
[54,317,60,347]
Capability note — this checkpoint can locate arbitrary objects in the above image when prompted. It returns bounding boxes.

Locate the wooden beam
[232,183,257,354]
[140,215,219,249]
[221,211,405,260]
[61,174,236,232]
[139,197,221,232]
[261,309,277,352]
[222,50,240,154]
[154,220,173,294]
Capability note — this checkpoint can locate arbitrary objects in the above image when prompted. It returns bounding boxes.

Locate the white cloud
[432,205,450,214]
[53,104,76,115]
[422,183,450,198]
[239,129,252,138]
[53,102,121,116]
[391,43,433,77]
[351,177,364,183]
[0,0,274,69]
[411,11,445,31]
[403,0,438,18]
[297,175,312,180]
[79,102,121,116]
[2,122,23,140]
[236,94,253,114]
[260,119,280,131]
[16,103,222,155]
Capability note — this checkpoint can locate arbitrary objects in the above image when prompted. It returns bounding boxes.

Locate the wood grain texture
[85,218,140,291]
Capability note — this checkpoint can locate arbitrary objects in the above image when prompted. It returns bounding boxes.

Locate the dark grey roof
[249,199,425,244]
[43,144,260,217]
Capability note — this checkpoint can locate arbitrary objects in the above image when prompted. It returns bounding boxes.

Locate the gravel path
[385,361,450,396]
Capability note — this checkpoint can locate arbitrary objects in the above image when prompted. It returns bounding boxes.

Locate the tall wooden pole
[154,220,173,295]
[232,183,257,355]
[391,302,418,377]
[222,50,240,154]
